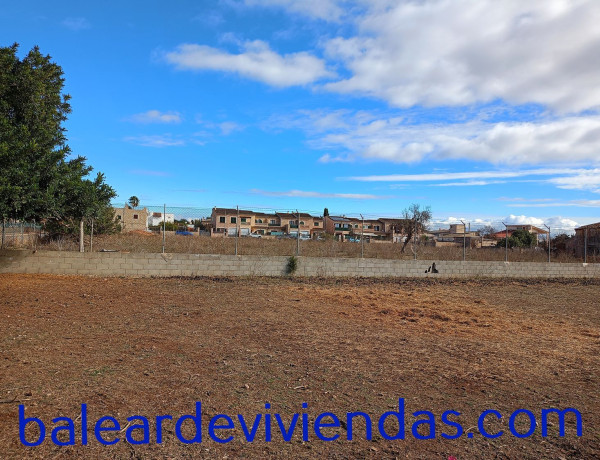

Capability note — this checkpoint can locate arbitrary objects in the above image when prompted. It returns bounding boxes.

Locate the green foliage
[128,196,139,208]
[286,255,298,275]
[551,233,573,253]
[496,229,536,248]
[0,43,115,225]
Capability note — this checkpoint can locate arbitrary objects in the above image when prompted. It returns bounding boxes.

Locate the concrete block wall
[1,250,599,278]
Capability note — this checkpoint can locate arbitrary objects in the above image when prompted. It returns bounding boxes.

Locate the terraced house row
[209,208,408,241]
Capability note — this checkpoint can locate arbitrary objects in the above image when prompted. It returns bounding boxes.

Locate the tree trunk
[401,228,413,253]
[79,219,84,253]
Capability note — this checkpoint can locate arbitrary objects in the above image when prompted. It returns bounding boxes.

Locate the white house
[147,212,175,227]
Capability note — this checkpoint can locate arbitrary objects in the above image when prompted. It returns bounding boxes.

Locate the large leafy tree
[0,44,115,233]
[496,229,536,248]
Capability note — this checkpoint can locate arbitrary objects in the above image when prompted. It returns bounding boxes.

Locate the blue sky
[2,0,600,232]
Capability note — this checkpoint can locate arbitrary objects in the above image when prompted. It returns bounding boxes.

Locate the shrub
[286,255,298,275]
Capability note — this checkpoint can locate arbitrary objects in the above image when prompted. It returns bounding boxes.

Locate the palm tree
[128,196,140,209]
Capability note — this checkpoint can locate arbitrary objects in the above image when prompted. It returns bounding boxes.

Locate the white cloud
[432,180,507,187]
[502,214,579,233]
[545,216,579,230]
[505,199,600,208]
[219,121,243,135]
[62,17,90,31]
[345,168,581,182]
[124,135,185,147]
[250,189,392,199]
[322,0,600,112]
[294,110,600,165]
[126,110,182,124]
[548,168,600,193]
[164,41,333,87]
[504,214,546,226]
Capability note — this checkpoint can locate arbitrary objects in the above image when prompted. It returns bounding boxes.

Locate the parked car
[248,232,262,238]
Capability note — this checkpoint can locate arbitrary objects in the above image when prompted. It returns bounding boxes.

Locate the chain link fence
[6,204,594,263]
[1,221,43,249]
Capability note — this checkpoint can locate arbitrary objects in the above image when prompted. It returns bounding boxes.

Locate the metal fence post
[296,209,300,256]
[584,228,588,263]
[235,206,240,256]
[502,221,508,262]
[461,219,466,261]
[543,224,550,263]
[90,218,94,252]
[162,204,166,254]
[360,214,364,258]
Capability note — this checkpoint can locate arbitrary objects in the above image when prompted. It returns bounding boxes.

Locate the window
[116,215,122,220]
[231,217,237,224]
[270,219,277,225]
[374,225,380,231]
[133,214,138,220]
[354,224,359,228]
[300,221,304,225]
[219,216,225,223]
[241,217,248,223]
[314,222,319,227]
[256,219,263,224]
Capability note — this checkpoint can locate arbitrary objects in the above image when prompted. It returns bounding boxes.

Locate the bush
[286,255,298,275]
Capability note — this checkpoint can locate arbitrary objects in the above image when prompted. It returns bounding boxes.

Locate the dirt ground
[0,274,599,459]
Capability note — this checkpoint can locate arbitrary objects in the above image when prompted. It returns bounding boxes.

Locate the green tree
[0,44,115,243]
[0,44,73,220]
[128,196,140,208]
[496,229,536,248]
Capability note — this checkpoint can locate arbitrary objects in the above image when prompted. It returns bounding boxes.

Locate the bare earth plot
[0,274,599,459]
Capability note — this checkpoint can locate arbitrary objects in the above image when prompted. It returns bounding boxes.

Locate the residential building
[210,207,254,236]
[431,224,479,247]
[147,212,175,227]
[113,205,149,232]
[574,222,600,257]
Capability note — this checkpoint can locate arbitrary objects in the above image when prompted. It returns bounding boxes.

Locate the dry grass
[0,275,598,459]
[22,232,600,263]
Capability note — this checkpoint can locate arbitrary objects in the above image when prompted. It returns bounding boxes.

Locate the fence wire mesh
[4,204,597,264]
